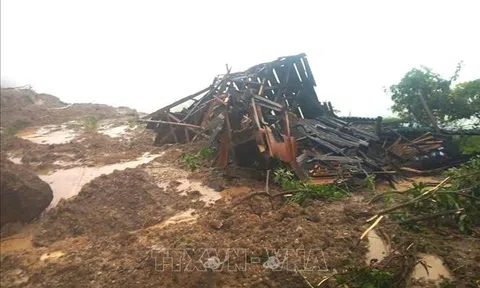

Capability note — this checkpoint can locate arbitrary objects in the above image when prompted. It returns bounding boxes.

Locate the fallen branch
[397,209,464,225]
[295,268,314,288]
[360,215,384,240]
[367,177,451,223]
[234,189,308,206]
[437,191,480,201]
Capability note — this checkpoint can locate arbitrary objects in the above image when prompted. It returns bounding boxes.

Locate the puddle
[365,230,390,264]
[40,153,162,207]
[0,235,33,253]
[149,209,198,230]
[176,179,221,206]
[53,159,80,166]
[40,251,65,261]
[19,125,77,144]
[411,253,452,284]
[8,156,22,164]
[98,124,130,138]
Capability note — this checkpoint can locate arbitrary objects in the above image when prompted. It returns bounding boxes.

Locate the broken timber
[144,53,468,181]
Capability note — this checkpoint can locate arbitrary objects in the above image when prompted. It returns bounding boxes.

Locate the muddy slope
[33,168,198,246]
[0,88,138,128]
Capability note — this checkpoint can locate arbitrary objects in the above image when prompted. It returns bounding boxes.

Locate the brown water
[8,156,22,164]
[365,230,390,264]
[149,209,198,230]
[98,124,131,138]
[411,253,453,284]
[19,125,78,144]
[175,179,222,206]
[40,153,162,207]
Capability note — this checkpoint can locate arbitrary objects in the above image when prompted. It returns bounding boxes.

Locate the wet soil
[0,122,478,287]
[1,128,159,174]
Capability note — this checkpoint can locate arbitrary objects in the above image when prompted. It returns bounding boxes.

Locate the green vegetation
[273,168,349,204]
[388,63,479,128]
[2,120,31,136]
[391,156,480,233]
[364,174,376,192]
[182,147,215,171]
[335,267,394,288]
[127,118,138,128]
[453,135,480,154]
[83,116,98,131]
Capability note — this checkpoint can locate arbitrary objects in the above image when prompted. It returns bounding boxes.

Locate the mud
[411,253,452,284]
[1,128,159,174]
[40,152,162,207]
[32,167,198,246]
[0,88,138,128]
[1,90,479,287]
[365,230,390,264]
[19,125,78,144]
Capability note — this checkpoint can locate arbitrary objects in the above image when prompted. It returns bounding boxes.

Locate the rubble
[143,53,475,181]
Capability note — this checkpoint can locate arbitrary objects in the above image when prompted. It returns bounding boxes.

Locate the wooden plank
[142,86,211,120]
[167,113,209,139]
[140,119,205,130]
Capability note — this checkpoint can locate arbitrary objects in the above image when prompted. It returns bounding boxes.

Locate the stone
[1,160,53,226]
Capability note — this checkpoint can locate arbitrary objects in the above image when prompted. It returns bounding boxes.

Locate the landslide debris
[32,168,201,246]
[0,159,53,227]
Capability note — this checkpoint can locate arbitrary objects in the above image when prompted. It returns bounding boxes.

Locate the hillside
[0,88,138,134]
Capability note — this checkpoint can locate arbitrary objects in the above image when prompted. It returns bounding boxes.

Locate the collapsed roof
[142,53,466,181]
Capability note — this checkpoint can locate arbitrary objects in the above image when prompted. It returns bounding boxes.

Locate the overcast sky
[2,0,479,117]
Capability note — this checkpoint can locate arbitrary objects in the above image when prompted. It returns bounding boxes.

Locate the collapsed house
[142,54,475,182]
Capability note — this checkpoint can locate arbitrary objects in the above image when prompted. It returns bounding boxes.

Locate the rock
[207,182,224,192]
[0,161,53,226]
[209,219,223,229]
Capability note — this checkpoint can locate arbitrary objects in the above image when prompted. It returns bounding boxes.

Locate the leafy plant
[182,147,215,171]
[453,135,480,154]
[273,168,349,204]
[364,174,376,192]
[392,156,480,233]
[84,116,98,131]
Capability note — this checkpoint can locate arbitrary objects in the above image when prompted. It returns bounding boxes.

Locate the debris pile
[143,54,466,181]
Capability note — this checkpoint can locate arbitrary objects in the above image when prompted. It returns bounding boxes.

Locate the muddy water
[8,156,22,164]
[149,209,198,230]
[19,125,77,144]
[176,179,222,206]
[98,125,131,138]
[411,253,452,284]
[365,230,390,264]
[40,153,162,207]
